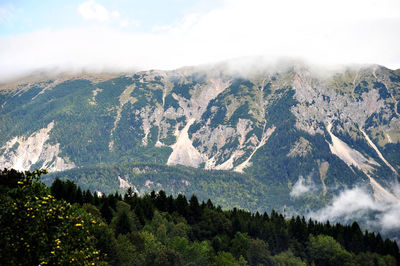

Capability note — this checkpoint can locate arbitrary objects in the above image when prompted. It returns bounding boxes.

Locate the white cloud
[290,176,316,198]
[309,184,400,233]
[309,187,379,221]
[0,8,8,22]
[110,10,120,19]
[78,0,111,21]
[77,0,139,27]
[78,0,110,22]
[0,0,400,82]
[381,201,400,230]
[0,4,14,24]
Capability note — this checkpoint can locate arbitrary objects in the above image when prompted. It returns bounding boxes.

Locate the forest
[1,168,399,265]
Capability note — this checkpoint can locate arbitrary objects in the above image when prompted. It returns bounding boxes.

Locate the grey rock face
[0,62,399,201]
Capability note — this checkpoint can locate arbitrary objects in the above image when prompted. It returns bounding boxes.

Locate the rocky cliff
[0,61,399,205]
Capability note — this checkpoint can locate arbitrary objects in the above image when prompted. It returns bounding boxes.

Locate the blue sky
[0,0,400,82]
[0,0,219,35]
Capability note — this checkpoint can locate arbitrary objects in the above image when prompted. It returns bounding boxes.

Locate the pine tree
[76,187,83,205]
[115,211,132,236]
[83,189,94,204]
[100,200,113,224]
[155,190,167,212]
[175,194,188,218]
[206,199,214,209]
[50,178,64,200]
[189,194,201,224]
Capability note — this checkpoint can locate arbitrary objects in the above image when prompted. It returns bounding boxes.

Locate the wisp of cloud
[308,183,400,235]
[290,175,317,198]
[0,0,400,83]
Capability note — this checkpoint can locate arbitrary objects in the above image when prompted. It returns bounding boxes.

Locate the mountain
[0,60,399,217]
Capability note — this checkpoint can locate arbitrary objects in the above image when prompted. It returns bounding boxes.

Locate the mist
[308,182,400,237]
[290,175,317,198]
[1,0,400,83]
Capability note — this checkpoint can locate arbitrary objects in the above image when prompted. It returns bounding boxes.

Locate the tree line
[1,168,399,265]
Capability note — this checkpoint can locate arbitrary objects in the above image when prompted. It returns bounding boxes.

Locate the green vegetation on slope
[43,162,278,212]
[1,169,399,265]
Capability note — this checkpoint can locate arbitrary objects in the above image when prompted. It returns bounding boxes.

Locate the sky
[1,0,400,82]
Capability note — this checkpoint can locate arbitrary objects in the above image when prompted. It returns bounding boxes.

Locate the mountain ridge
[0,60,399,220]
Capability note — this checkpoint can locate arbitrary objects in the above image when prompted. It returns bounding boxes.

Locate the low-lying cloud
[308,183,400,234]
[0,0,400,83]
[290,175,316,198]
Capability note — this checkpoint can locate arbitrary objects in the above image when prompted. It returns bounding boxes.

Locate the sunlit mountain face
[1,61,399,241]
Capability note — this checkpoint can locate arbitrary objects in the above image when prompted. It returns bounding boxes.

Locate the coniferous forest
[1,168,399,265]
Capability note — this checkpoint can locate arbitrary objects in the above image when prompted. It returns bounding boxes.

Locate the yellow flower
[74,223,82,227]
[17,181,23,185]
[91,220,96,224]
[50,251,55,254]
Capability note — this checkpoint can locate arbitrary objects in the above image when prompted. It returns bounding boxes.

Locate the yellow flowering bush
[0,169,107,265]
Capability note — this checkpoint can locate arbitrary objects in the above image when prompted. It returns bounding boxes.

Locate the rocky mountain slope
[0,61,399,214]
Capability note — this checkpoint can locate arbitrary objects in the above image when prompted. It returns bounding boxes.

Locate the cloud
[381,201,400,230]
[78,1,110,22]
[77,1,139,27]
[0,4,14,24]
[308,187,379,221]
[290,176,316,198]
[1,0,400,82]
[308,183,400,233]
